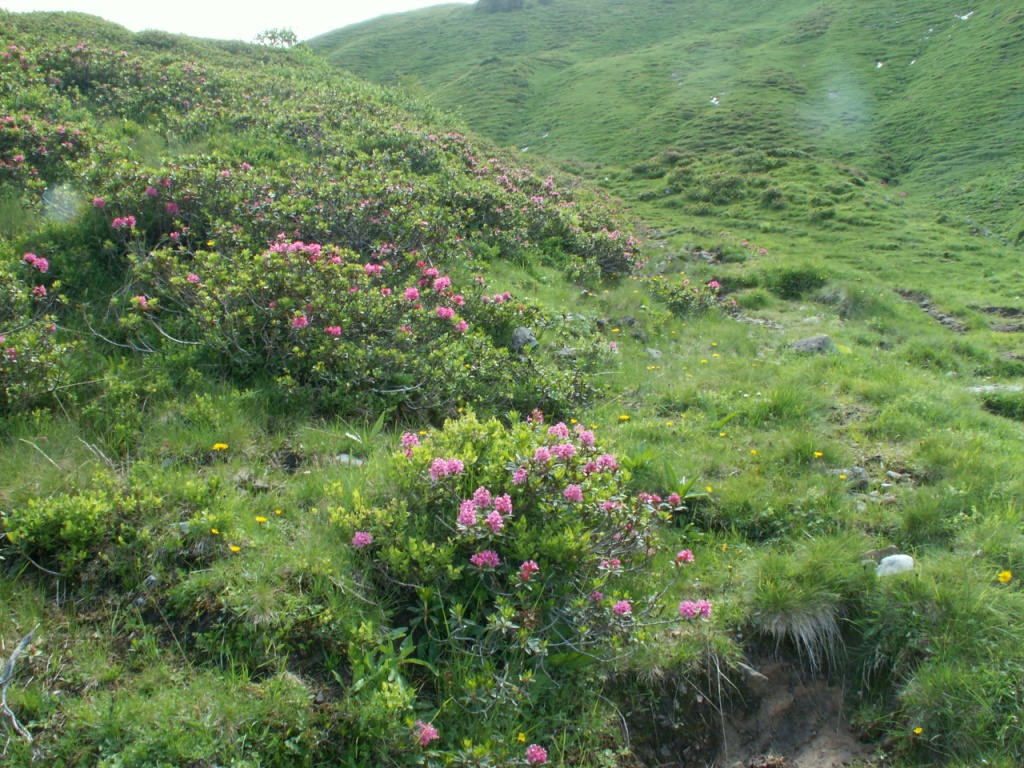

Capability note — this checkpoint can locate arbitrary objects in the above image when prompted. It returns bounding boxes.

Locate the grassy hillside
[2,7,1024,768]
[311,0,1024,243]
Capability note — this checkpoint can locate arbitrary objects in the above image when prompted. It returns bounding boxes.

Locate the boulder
[877,554,914,577]
[510,326,539,352]
[790,334,836,354]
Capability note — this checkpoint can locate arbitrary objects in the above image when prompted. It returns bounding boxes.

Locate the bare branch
[1,626,39,743]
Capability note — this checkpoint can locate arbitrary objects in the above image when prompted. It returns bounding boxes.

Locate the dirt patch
[976,306,1024,318]
[715,660,876,768]
[894,290,966,333]
[990,322,1024,333]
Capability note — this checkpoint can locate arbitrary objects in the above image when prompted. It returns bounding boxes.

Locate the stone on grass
[876,554,915,577]
[790,334,837,354]
[510,326,539,352]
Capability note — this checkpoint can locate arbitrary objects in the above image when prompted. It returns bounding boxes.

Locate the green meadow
[1,2,1023,766]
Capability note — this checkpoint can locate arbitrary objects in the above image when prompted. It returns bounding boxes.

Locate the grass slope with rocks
[0,7,1023,768]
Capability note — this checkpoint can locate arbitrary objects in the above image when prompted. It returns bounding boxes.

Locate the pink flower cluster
[563,484,583,503]
[429,457,464,481]
[291,315,308,329]
[525,744,548,765]
[470,549,500,569]
[612,600,632,615]
[457,487,512,533]
[325,325,342,336]
[519,560,539,581]
[351,531,373,548]
[678,599,712,620]
[512,467,529,484]
[22,253,48,272]
[675,549,694,564]
[111,215,136,229]
[414,720,439,746]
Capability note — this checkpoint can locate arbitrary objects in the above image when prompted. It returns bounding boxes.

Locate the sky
[1,0,471,42]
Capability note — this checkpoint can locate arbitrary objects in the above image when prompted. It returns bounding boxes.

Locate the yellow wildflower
[814,451,823,458]
[913,727,923,735]
[229,545,241,553]
[998,570,1013,583]
[212,443,228,451]
[255,516,268,523]
[619,414,630,421]
[210,528,219,535]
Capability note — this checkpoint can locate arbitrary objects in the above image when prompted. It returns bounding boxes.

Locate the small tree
[253,28,298,48]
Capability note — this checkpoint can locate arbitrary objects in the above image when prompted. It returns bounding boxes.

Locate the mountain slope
[311,0,1024,241]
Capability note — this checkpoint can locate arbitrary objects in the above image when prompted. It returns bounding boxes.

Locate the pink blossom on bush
[436,306,455,320]
[563,484,584,502]
[111,216,136,229]
[401,432,420,449]
[455,320,468,333]
[612,600,632,615]
[186,273,200,284]
[552,442,576,460]
[547,422,570,439]
[533,446,551,463]
[145,186,158,196]
[92,197,105,208]
[589,590,603,601]
[493,494,512,514]
[667,493,682,506]
[679,600,698,619]
[414,720,439,746]
[291,315,308,329]
[364,263,383,275]
[351,531,373,548]
[696,599,712,619]
[404,287,419,301]
[325,325,342,336]
[473,487,493,508]
[135,295,148,309]
[596,454,618,471]
[446,458,464,475]
[432,275,451,293]
[165,202,179,214]
[512,467,529,485]
[485,511,504,532]
[457,500,478,527]
[574,426,596,447]
[707,280,720,289]
[519,560,539,581]
[525,744,548,765]
[31,285,46,298]
[608,341,618,352]
[600,558,621,570]
[470,550,500,569]
[582,461,598,475]
[675,549,694,564]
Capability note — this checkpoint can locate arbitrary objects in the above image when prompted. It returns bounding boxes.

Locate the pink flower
[92,197,105,208]
[519,560,539,581]
[26,254,48,273]
[458,500,478,527]
[165,202,179,214]
[170,231,180,241]
[401,432,420,449]
[351,531,373,548]
[455,320,468,333]
[135,295,148,309]
[220,170,231,179]
[608,341,618,352]
[589,590,603,601]
[185,273,200,284]
[574,427,596,447]
[446,458,464,475]
[596,454,618,471]
[485,511,504,532]
[552,442,576,460]
[582,461,598,474]
[675,550,694,564]
[145,186,158,196]
[493,494,512,514]
[241,162,252,171]
[707,280,720,289]
[696,599,712,618]
[325,325,342,336]
[32,285,46,298]
[533,447,552,463]
[667,493,681,506]
[563,484,584,503]
[612,600,632,616]
[472,487,492,508]
[547,422,570,439]
[111,216,136,229]
[404,287,420,301]
[512,467,529,485]
[432,275,451,293]
[364,263,383,275]
[525,744,548,765]
[414,720,439,747]
[470,550,500,569]
[679,600,698,619]
[600,558,621,570]
[291,315,308,329]
[436,306,455,320]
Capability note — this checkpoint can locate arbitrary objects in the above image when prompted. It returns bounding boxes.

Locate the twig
[17,440,61,472]
[1,625,39,743]
[77,438,115,471]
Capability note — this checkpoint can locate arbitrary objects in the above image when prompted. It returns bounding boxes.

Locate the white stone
[877,554,915,576]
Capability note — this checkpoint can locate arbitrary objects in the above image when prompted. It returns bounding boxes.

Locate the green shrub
[642,273,721,317]
[762,265,828,300]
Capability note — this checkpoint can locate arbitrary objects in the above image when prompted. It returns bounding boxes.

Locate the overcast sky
[2,1,471,42]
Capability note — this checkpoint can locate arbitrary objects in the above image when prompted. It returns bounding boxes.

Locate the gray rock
[737,662,770,697]
[646,348,662,359]
[790,334,837,354]
[966,384,1023,394]
[335,453,365,467]
[510,326,539,352]
[847,466,870,490]
[877,554,915,577]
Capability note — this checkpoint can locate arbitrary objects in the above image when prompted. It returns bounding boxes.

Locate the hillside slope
[311,0,1024,242]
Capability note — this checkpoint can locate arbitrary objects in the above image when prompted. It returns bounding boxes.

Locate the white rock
[877,554,915,576]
